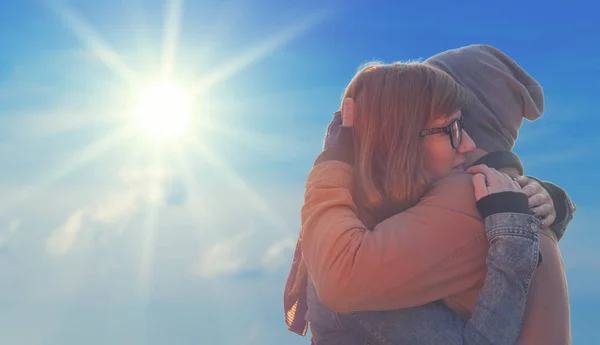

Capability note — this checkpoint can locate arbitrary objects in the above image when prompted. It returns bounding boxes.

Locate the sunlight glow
[48,0,139,86]
[190,10,329,96]
[162,0,184,79]
[39,0,327,272]
[136,83,191,140]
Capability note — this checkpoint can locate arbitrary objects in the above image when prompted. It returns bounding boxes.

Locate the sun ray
[162,0,185,80]
[190,10,329,95]
[182,0,247,65]
[168,142,221,229]
[137,143,163,304]
[64,143,147,316]
[106,144,147,238]
[183,136,287,231]
[1,126,134,218]
[46,0,140,87]
[191,118,310,162]
[124,0,151,52]
[170,142,201,202]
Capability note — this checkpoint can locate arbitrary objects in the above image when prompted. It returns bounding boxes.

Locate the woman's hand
[515,176,556,227]
[323,98,355,149]
[341,98,355,127]
[466,164,524,201]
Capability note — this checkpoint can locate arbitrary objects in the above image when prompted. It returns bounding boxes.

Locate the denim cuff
[484,213,541,242]
[485,213,543,269]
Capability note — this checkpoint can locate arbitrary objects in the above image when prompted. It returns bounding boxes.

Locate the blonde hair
[292,61,467,294]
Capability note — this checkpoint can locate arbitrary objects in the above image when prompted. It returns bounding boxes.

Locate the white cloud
[261,237,296,272]
[190,232,297,278]
[191,231,253,278]
[45,210,86,256]
[182,183,302,277]
[38,161,195,258]
[89,183,163,224]
[0,219,21,247]
[44,179,165,256]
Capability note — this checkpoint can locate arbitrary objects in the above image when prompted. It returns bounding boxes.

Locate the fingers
[541,213,556,228]
[466,165,500,183]
[531,203,553,218]
[465,164,487,175]
[522,181,543,198]
[533,209,555,228]
[528,192,552,209]
[515,175,530,188]
[467,165,522,194]
[527,190,555,227]
[341,98,355,127]
[468,167,554,225]
[471,173,488,201]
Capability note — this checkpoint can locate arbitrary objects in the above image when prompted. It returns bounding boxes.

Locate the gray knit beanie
[425,44,544,152]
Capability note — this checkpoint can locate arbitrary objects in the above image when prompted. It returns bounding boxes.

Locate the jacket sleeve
[301,160,489,313]
[346,213,541,345]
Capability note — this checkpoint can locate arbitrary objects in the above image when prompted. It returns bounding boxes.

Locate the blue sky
[0,0,599,344]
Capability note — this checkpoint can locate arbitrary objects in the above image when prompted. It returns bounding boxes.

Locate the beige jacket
[301,161,570,344]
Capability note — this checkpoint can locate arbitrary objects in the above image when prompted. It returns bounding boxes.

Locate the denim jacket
[307,212,541,345]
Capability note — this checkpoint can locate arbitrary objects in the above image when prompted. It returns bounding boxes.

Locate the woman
[297,62,541,344]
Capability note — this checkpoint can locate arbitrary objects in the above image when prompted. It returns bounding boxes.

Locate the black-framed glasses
[419,116,464,150]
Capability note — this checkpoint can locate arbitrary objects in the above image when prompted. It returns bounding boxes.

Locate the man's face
[422,110,477,180]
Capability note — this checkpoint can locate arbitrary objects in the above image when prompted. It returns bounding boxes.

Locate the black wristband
[476,191,530,219]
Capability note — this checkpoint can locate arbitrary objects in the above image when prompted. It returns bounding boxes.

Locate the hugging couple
[284,44,576,344]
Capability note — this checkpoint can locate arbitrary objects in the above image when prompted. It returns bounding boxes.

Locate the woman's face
[422,110,476,180]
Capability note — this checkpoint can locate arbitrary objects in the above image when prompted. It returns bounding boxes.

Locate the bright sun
[135,82,191,140]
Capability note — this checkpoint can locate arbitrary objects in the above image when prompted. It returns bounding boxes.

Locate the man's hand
[515,176,556,227]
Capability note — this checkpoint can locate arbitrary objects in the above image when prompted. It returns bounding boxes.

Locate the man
[424,44,574,344]
[284,45,576,344]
